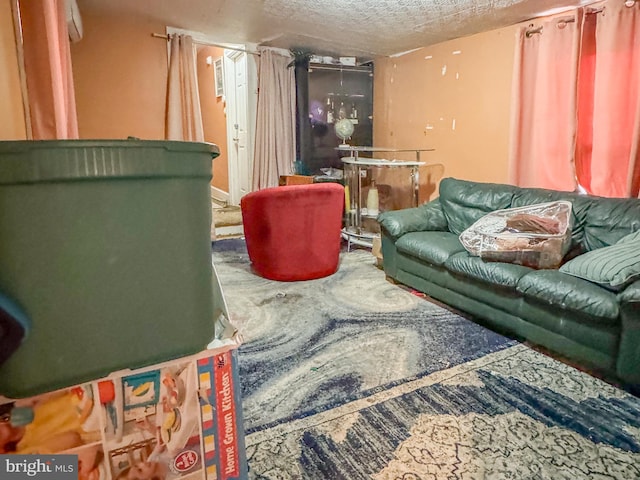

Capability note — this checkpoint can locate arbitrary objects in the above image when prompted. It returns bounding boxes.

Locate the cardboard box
[0,345,247,480]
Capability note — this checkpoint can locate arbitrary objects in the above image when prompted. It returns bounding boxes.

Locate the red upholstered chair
[240,182,345,281]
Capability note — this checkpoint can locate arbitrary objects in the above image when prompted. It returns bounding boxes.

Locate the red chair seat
[240,183,345,281]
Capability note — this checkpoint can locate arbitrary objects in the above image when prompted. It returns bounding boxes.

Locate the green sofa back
[438,178,640,253]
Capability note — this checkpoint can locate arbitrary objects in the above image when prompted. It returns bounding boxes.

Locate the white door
[225,51,252,205]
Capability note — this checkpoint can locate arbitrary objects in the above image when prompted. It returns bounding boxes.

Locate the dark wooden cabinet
[295,60,373,175]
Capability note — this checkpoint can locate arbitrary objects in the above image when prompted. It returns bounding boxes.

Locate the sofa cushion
[559,230,640,290]
[581,198,640,251]
[438,178,517,235]
[445,252,533,289]
[396,231,465,266]
[619,280,640,304]
[510,187,581,208]
[517,270,619,323]
[378,199,448,240]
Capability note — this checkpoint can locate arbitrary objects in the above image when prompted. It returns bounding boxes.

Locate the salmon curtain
[508,12,581,192]
[166,34,204,142]
[19,0,79,139]
[576,1,640,198]
[510,0,640,198]
[252,47,296,190]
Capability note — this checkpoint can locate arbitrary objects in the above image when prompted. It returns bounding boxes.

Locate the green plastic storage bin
[0,139,220,398]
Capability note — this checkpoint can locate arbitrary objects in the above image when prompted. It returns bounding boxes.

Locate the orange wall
[373,25,518,185]
[0,0,26,140]
[70,9,519,191]
[197,47,229,192]
[70,12,229,192]
[71,12,167,139]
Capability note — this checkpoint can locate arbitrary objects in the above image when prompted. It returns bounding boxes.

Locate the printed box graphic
[0,348,247,480]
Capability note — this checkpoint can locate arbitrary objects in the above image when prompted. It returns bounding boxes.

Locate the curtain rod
[152,33,260,56]
[525,6,608,38]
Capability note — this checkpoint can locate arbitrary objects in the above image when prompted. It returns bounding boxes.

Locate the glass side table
[338,146,434,249]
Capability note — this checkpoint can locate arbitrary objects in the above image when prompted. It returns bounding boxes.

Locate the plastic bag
[459,201,573,269]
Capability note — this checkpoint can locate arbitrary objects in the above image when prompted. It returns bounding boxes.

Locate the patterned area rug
[211,239,640,479]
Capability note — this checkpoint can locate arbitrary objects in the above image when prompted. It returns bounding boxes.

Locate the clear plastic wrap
[459,201,573,269]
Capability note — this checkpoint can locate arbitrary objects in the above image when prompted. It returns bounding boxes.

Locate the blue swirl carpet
[212,239,640,479]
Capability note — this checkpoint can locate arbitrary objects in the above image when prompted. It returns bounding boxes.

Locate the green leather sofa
[379,177,640,387]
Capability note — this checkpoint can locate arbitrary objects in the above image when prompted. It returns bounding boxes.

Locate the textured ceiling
[77,0,596,59]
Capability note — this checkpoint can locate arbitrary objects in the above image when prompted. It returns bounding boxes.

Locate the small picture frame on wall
[214,57,224,98]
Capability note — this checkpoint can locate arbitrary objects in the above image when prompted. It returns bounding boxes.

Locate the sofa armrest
[616,280,640,385]
[378,198,449,240]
